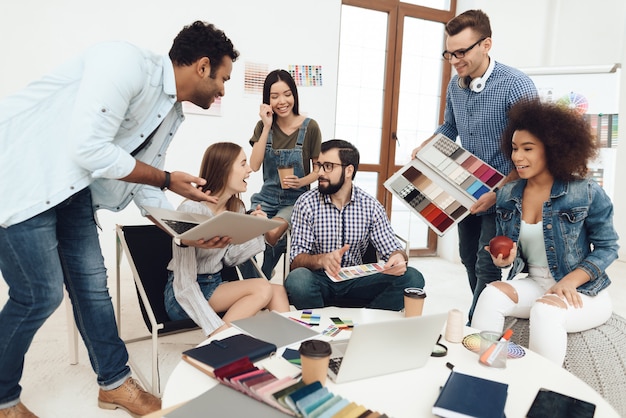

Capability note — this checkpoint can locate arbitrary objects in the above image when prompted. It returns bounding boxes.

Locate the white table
[162,307,620,417]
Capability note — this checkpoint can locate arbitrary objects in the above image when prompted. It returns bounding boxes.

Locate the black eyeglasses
[313,161,349,173]
[442,37,486,60]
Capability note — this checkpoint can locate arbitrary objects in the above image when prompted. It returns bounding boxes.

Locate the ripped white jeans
[471,266,612,365]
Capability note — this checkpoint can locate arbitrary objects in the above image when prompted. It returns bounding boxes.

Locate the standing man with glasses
[285,139,424,310]
[411,9,537,322]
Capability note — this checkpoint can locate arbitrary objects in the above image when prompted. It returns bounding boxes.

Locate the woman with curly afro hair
[471,99,619,366]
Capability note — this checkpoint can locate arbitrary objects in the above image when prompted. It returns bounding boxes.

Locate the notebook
[327,313,447,384]
[182,334,277,373]
[432,371,508,418]
[232,311,320,348]
[143,205,283,244]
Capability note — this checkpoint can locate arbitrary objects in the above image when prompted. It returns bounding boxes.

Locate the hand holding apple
[485,236,516,267]
[488,235,514,258]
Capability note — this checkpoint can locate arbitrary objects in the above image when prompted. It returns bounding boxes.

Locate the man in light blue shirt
[412,10,537,322]
[0,21,238,417]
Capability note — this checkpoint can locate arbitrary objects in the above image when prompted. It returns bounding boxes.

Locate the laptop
[143,206,283,244]
[327,313,447,384]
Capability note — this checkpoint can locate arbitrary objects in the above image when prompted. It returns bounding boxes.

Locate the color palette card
[384,134,504,236]
[325,262,407,282]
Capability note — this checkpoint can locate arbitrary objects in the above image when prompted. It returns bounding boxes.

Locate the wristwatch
[174,237,188,248]
[160,171,171,191]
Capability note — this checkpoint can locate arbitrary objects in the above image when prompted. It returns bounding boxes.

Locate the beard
[318,169,345,195]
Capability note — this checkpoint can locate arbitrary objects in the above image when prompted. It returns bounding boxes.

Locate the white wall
[1,0,625,272]
[0,0,341,273]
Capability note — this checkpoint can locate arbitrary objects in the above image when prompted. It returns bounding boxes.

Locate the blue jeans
[457,213,502,322]
[284,267,425,311]
[164,271,222,321]
[0,188,130,407]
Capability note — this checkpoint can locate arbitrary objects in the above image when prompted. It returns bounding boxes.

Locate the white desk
[163,307,619,417]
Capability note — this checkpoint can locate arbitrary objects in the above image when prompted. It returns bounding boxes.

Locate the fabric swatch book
[182,355,390,418]
[182,333,276,377]
[326,261,407,282]
[432,371,508,418]
[384,133,504,236]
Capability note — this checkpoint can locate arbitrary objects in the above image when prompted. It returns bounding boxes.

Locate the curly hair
[169,21,239,77]
[501,99,598,181]
[198,142,245,212]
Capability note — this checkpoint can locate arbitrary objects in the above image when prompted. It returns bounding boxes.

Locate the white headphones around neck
[457,58,495,93]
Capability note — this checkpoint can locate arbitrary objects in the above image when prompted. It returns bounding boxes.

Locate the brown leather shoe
[0,402,37,418]
[98,377,161,417]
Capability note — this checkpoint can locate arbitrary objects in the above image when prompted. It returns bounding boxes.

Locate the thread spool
[445,309,465,343]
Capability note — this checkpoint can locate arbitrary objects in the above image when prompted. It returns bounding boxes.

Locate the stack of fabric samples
[214,356,388,417]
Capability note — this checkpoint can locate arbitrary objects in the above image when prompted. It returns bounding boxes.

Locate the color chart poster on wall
[384,134,504,236]
[244,62,268,95]
[288,65,323,87]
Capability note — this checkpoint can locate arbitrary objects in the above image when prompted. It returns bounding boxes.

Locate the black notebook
[432,371,508,418]
[182,334,277,372]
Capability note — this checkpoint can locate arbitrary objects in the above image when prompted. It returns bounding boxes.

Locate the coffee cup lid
[404,287,426,299]
[299,339,332,357]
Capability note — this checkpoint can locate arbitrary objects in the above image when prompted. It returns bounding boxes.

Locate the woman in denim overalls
[249,70,322,278]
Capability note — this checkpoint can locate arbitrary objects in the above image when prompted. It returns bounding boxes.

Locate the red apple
[489,235,514,258]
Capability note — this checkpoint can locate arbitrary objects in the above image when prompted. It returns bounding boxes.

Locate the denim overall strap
[252,118,311,212]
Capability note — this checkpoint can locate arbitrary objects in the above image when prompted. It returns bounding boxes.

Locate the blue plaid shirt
[290,185,403,267]
[435,60,537,176]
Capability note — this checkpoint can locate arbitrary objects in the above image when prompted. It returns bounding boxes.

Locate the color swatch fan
[557,92,588,115]
[384,134,504,236]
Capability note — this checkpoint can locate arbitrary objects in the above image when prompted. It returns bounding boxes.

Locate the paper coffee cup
[298,339,332,385]
[404,287,426,317]
[277,165,294,189]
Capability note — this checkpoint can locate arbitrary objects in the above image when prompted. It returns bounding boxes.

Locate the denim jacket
[496,178,619,296]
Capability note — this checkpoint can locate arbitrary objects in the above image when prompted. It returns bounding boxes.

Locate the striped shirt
[290,185,403,267]
[167,200,265,335]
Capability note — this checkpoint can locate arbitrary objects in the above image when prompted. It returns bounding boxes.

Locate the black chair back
[120,225,197,334]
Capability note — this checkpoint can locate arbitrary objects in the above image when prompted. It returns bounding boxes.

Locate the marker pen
[479,328,513,366]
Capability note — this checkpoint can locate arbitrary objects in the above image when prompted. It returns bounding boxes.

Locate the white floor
[1,256,625,418]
